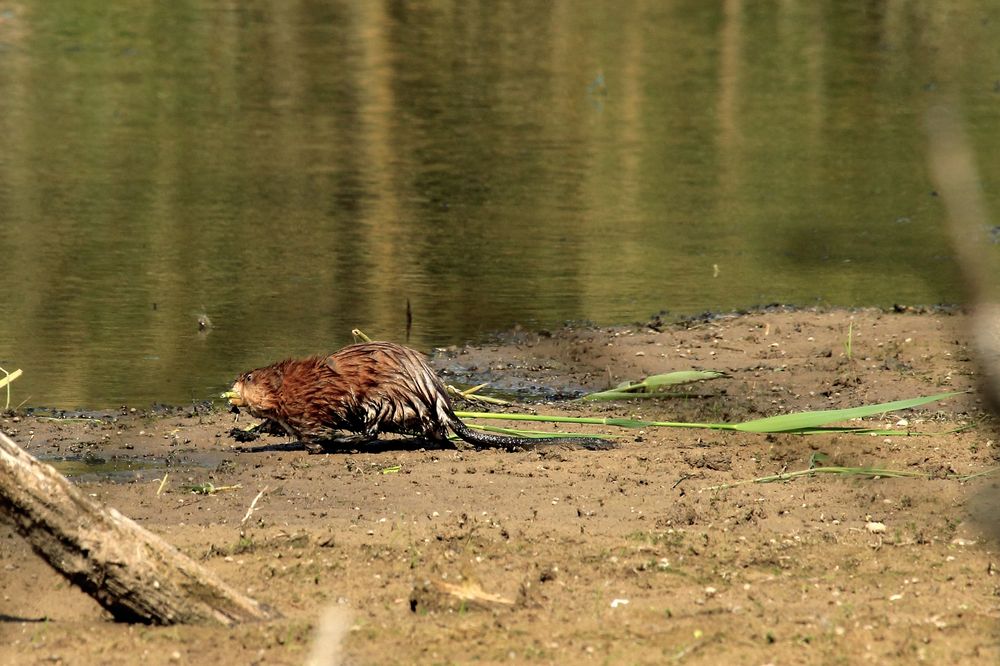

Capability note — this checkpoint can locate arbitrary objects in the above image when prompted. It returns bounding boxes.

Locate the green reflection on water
[0,2,997,408]
[46,455,163,481]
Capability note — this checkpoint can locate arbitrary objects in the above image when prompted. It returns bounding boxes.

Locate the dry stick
[0,432,278,625]
[242,486,269,525]
[0,367,23,410]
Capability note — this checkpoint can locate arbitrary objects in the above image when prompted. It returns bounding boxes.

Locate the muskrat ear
[324,356,337,372]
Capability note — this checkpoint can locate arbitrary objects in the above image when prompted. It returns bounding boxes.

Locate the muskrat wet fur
[226,341,612,452]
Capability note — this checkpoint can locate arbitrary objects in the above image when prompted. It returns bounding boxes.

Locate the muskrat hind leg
[431,434,474,451]
[420,426,472,451]
[256,419,288,436]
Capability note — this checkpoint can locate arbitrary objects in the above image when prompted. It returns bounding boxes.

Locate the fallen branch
[0,431,278,625]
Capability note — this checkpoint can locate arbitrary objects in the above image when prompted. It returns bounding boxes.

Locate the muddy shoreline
[2,308,999,664]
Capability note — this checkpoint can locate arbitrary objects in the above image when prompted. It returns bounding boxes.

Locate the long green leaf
[468,424,616,440]
[456,391,962,435]
[455,412,656,427]
[637,371,726,389]
[733,392,963,433]
[583,370,725,400]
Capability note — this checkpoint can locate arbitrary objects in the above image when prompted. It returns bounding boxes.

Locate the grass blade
[583,371,725,401]
[457,391,962,435]
[642,371,727,387]
[0,367,24,410]
[702,463,999,491]
[467,424,616,440]
[733,392,963,433]
[702,466,929,491]
[447,383,510,406]
[0,368,23,390]
[455,412,659,428]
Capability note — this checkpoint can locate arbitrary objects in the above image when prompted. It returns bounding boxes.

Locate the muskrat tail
[447,416,614,451]
[435,394,614,451]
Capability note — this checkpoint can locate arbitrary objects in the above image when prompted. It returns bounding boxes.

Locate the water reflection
[0,1,996,407]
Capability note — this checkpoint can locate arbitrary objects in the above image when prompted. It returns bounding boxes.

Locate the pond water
[1,2,998,408]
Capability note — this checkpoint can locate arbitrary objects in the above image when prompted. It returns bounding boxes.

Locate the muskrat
[225,341,612,452]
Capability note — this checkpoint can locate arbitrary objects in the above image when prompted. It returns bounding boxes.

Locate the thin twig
[242,486,269,525]
[672,473,693,489]
[701,465,1000,492]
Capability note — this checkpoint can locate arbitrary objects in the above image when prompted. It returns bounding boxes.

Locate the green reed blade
[455,412,653,427]
[732,392,963,432]
[468,424,615,440]
[583,370,725,400]
[634,371,726,389]
[456,391,962,435]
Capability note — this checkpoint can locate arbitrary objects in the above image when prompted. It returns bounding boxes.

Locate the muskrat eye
[245,373,254,383]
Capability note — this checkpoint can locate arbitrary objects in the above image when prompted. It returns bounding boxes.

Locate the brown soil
[2,308,999,665]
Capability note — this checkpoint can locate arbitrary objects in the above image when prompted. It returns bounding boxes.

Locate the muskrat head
[225,367,282,416]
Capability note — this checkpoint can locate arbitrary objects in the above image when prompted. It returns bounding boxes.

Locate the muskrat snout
[220,386,244,407]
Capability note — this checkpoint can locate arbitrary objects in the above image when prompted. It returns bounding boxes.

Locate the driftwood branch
[0,431,278,625]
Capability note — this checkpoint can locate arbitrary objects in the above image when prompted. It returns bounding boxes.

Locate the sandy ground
[2,308,999,665]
